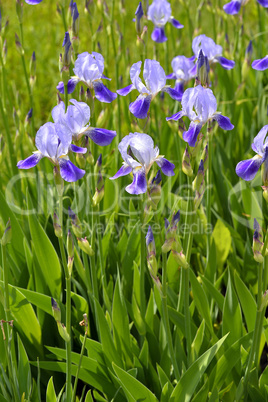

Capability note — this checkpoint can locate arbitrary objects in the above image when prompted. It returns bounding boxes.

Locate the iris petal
[129,95,151,119]
[236,156,263,181]
[125,169,147,194]
[59,159,85,182]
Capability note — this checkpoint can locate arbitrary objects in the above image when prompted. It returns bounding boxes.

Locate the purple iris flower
[223,0,268,14]
[236,125,268,181]
[147,0,183,43]
[252,55,268,71]
[17,122,86,182]
[110,133,175,194]
[57,52,117,103]
[25,0,43,3]
[52,99,116,146]
[117,59,181,119]
[192,35,235,70]
[166,55,196,101]
[166,85,234,147]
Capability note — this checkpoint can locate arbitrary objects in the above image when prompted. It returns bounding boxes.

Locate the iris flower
[148,0,183,43]
[110,133,175,194]
[192,35,235,70]
[166,55,196,101]
[57,52,117,103]
[252,56,268,71]
[236,125,268,181]
[17,122,86,182]
[117,59,181,119]
[223,0,268,14]
[52,99,116,145]
[166,85,234,147]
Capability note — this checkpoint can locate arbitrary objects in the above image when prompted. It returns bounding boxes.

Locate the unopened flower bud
[262,186,268,203]
[182,147,193,177]
[201,144,208,171]
[57,322,70,342]
[162,211,182,253]
[77,237,94,256]
[53,212,62,238]
[67,230,74,258]
[68,207,83,237]
[16,0,23,24]
[51,297,61,322]
[196,49,210,87]
[135,2,144,35]
[92,166,104,207]
[2,39,7,65]
[193,160,205,210]
[15,33,23,55]
[30,51,36,89]
[147,170,162,210]
[172,250,189,269]
[253,218,264,263]
[260,290,268,311]
[1,219,11,246]
[146,226,158,276]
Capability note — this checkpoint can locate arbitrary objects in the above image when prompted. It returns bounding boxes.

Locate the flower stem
[2,244,11,323]
[58,193,72,402]
[71,326,88,402]
[161,251,180,380]
[140,195,146,320]
[206,123,212,276]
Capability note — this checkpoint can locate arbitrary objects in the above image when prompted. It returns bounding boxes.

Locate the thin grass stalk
[140,195,146,319]
[58,193,72,402]
[206,122,212,274]
[161,251,180,380]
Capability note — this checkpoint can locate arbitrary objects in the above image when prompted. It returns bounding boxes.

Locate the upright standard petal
[252,125,268,155]
[151,27,167,43]
[236,156,264,181]
[59,158,85,182]
[252,56,268,71]
[35,122,61,159]
[93,81,117,103]
[17,152,43,169]
[213,113,234,130]
[223,0,241,14]
[156,157,175,176]
[87,128,116,146]
[143,59,166,95]
[125,169,147,194]
[129,94,151,119]
[183,123,202,148]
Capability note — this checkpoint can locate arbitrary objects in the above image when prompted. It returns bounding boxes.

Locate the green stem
[2,244,11,323]
[161,252,180,380]
[206,124,212,276]
[58,194,72,402]
[71,329,88,402]
[61,4,68,33]
[140,196,146,319]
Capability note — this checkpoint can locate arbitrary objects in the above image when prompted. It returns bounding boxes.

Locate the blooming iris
[166,55,196,101]
[223,0,268,14]
[17,122,86,182]
[110,133,175,194]
[148,0,183,43]
[57,52,117,103]
[236,125,268,181]
[117,59,181,119]
[166,85,234,147]
[192,35,235,70]
[252,56,268,71]
[52,99,116,145]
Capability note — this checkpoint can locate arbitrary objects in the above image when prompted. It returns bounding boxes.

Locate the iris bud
[182,147,193,177]
[68,207,83,238]
[77,237,94,256]
[53,212,62,238]
[51,297,61,322]
[146,226,158,277]
[253,218,264,263]
[193,160,205,210]
[196,49,210,87]
[1,219,11,246]
[135,2,144,35]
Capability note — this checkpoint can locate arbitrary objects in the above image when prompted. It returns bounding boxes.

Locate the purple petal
[223,1,241,14]
[183,123,202,147]
[256,0,268,6]
[169,17,184,29]
[56,78,78,94]
[189,64,197,77]
[151,27,167,43]
[101,74,111,81]
[252,56,268,71]
[129,95,151,119]
[162,86,182,101]
[93,81,117,103]
[17,152,43,169]
[166,73,176,80]
[70,144,87,154]
[59,159,85,182]
[117,84,135,96]
[125,169,147,194]
[87,128,116,146]
[156,157,175,176]
[213,114,234,130]
[166,111,185,121]
[215,56,235,70]
[146,225,154,247]
[236,157,263,181]
[174,81,184,100]
[110,165,132,180]
[25,0,43,3]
